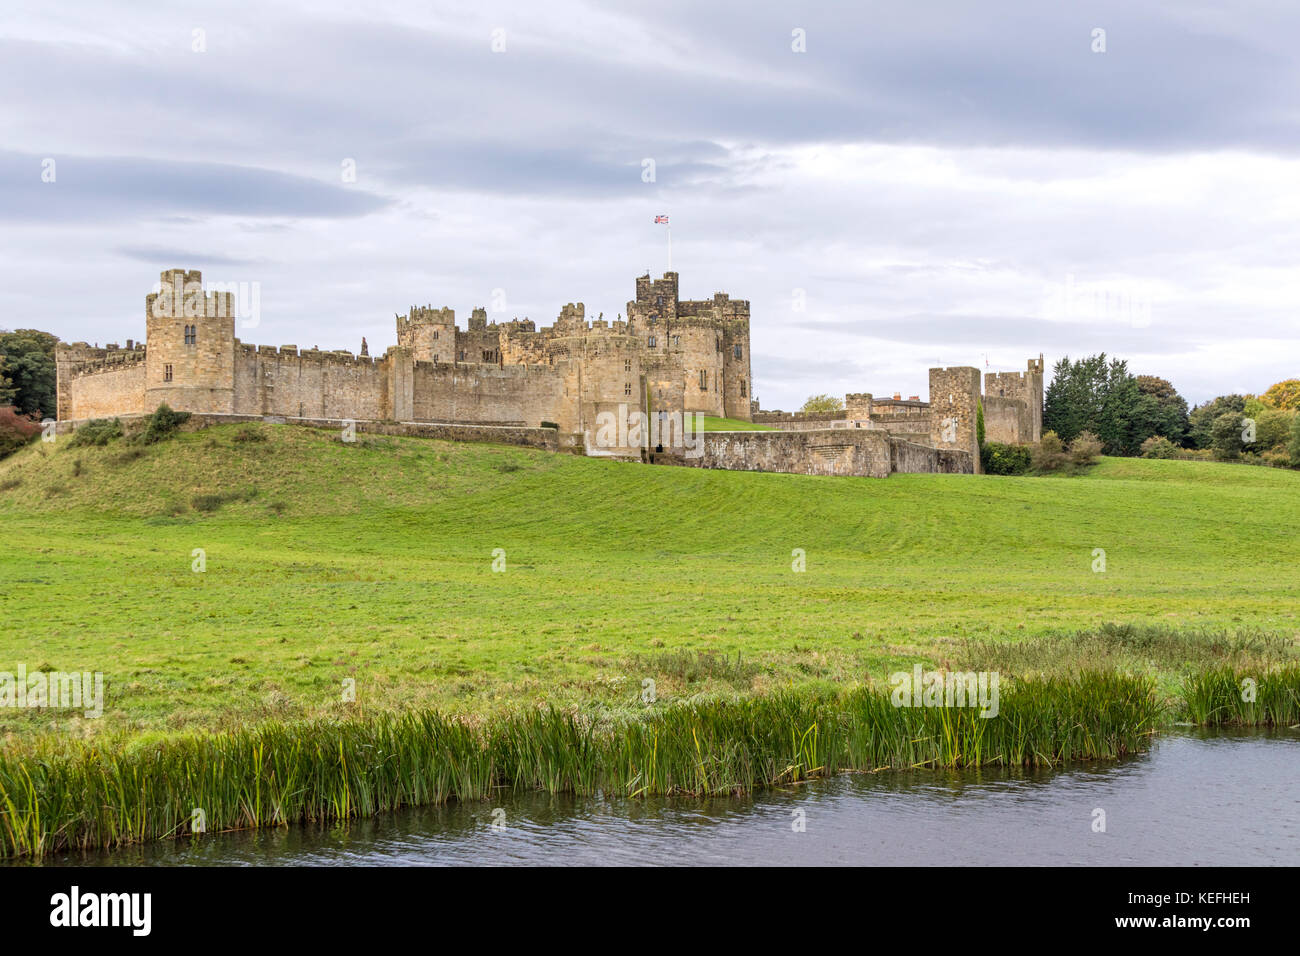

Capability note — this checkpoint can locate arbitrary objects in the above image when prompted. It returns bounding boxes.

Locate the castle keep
[54,267,1042,478]
[56,269,753,453]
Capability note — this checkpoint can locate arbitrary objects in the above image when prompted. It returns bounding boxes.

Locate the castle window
[183,325,196,346]
[734,344,742,360]
[655,295,663,307]
[624,382,632,396]
[671,335,680,346]
[648,314,657,325]
[740,379,747,397]
[624,359,631,372]
[458,350,466,361]
[648,335,657,348]
[164,364,173,382]
[433,331,439,341]
[699,370,707,390]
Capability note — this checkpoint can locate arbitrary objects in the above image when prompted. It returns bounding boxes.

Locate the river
[44,728,1300,866]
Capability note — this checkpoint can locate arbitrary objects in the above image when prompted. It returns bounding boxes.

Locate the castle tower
[144,269,236,413]
[983,354,1045,443]
[929,365,982,473]
[718,295,753,421]
[396,305,457,364]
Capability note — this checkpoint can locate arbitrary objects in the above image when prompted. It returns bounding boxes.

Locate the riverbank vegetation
[0,671,1163,859]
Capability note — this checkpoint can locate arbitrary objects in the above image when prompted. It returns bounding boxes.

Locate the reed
[1180,665,1300,726]
[0,671,1172,860]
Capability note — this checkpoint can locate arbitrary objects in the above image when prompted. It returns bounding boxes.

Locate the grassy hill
[1,422,1298,738]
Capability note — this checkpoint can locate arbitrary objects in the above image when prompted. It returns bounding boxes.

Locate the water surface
[47,729,1300,866]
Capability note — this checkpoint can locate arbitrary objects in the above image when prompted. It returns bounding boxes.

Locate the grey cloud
[0,152,389,222]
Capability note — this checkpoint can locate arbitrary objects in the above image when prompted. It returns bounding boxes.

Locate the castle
[55,269,752,454]
[54,268,1042,478]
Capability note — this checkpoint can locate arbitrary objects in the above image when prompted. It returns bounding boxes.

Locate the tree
[1044,354,1109,443]
[1261,379,1300,411]
[1252,408,1295,451]
[800,394,844,414]
[1189,395,1246,449]
[1135,375,1189,445]
[0,330,58,419]
[976,399,985,448]
[1210,411,1245,460]
[1043,354,1181,455]
[1290,414,1300,468]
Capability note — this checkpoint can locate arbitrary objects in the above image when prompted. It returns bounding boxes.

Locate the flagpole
[667,224,672,273]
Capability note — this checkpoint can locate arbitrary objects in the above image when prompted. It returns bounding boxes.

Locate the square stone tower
[929,366,982,473]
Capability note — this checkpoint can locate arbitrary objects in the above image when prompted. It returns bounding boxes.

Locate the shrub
[1031,431,1069,473]
[191,494,225,513]
[135,404,191,445]
[0,406,41,459]
[232,426,268,443]
[1140,435,1179,459]
[67,417,123,448]
[1068,430,1103,466]
[981,441,1031,475]
[1291,414,1300,468]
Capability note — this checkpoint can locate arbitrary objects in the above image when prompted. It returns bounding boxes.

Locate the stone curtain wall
[688,428,893,478]
[232,346,388,421]
[889,437,975,474]
[67,361,148,419]
[410,360,576,431]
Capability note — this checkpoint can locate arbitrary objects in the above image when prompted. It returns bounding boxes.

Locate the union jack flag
[654,215,669,224]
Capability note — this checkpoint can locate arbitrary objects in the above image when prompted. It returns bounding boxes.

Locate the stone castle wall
[688,428,894,478]
[66,360,148,419]
[231,346,389,421]
[683,428,976,479]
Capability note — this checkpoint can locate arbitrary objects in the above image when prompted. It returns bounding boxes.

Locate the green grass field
[1,422,1298,739]
[697,416,777,431]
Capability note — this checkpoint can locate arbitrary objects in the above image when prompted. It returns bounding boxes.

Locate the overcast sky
[3,1,1297,408]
